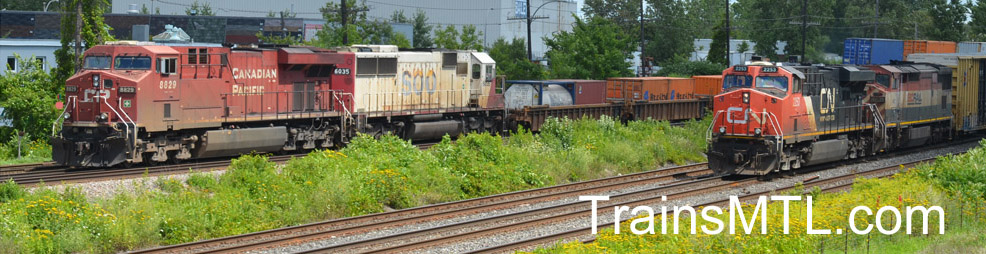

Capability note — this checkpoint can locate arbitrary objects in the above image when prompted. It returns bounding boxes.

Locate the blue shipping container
[842,38,904,65]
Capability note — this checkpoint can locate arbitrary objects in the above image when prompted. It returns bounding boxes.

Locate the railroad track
[0,161,58,175]
[470,158,938,253]
[2,141,441,186]
[129,163,712,254]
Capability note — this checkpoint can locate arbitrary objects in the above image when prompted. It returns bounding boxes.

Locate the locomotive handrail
[102,95,136,156]
[117,97,138,157]
[51,96,77,136]
[706,109,725,141]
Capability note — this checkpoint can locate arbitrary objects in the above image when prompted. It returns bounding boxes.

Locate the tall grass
[0,116,709,253]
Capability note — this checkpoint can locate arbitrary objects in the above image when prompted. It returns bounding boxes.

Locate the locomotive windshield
[114,56,152,70]
[723,75,753,91]
[755,76,788,92]
[83,56,111,69]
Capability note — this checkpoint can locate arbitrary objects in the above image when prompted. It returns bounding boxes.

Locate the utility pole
[725,0,730,66]
[527,0,532,60]
[787,0,817,63]
[74,0,82,72]
[507,0,547,61]
[801,0,806,62]
[873,0,879,38]
[640,0,645,76]
[341,0,348,45]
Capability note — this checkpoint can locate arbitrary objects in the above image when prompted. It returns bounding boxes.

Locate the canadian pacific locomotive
[707,62,958,175]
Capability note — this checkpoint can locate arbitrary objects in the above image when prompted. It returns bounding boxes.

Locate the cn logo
[726,107,749,124]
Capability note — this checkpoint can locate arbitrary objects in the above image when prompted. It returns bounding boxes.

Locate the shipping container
[552,79,607,105]
[606,77,695,101]
[842,38,904,65]
[953,56,986,132]
[904,40,957,57]
[904,53,986,67]
[692,75,724,96]
[957,42,986,54]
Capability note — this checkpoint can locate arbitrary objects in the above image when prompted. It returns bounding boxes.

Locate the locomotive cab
[52,43,157,167]
[708,64,798,175]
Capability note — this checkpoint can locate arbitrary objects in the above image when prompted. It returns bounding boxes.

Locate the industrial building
[109,0,578,59]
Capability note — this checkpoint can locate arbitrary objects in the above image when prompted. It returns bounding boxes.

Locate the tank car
[51,42,502,167]
[707,62,953,176]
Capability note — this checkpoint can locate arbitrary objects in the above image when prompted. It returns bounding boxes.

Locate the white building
[690,39,788,66]
[111,0,578,59]
[1,39,61,75]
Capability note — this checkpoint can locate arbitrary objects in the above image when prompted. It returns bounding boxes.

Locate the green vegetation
[534,140,986,253]
[488,38,547,80]
[0,116,709,253]
[655,56,727,78]
[544,15,636,80]
[0,55,60,165]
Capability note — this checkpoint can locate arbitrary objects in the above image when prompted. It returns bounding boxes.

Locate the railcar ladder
[868,104,888,151]
[332,92,356,144]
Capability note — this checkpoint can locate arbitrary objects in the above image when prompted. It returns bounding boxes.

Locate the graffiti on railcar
[401,63,438,95]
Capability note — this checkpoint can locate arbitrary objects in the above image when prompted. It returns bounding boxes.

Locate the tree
[737,41,750,54]
[707,20,729,66]
[488,38,545,80]
[312,0,405,47]
[972,0,986,40]
[733,0,834,62]
[459,25,483,51]
[434,25,460,50]
[929,0,968,42]
[141,4,149,14]
[52,0,113,85]
[644,0,697,64]
[185,1,215,16]
[0,55,60,142]
[0,0,47,11]
[544,16,635,80]
[411,10,434,48]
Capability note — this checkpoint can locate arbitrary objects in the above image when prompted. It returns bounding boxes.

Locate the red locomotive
[51,42,503,167]
[707,61,954,175]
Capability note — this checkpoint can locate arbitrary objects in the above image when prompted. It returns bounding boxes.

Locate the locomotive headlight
[754,128,762,135]
[63,112,70,119]
[742,92,750,104]
[719,126,726,134]
[93,74,100,87]
[99,112,108,121]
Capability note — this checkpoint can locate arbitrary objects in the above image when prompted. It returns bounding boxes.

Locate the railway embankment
[0,116,707,253]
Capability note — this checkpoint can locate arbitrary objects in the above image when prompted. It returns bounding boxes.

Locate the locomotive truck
[707,61,964,176]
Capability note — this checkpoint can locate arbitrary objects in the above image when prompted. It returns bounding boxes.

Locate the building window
[35,57,45,69]
[6,57,15,72]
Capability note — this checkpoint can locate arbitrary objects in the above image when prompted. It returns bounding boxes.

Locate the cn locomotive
[50,42,707,168]
[707,61,961,176]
